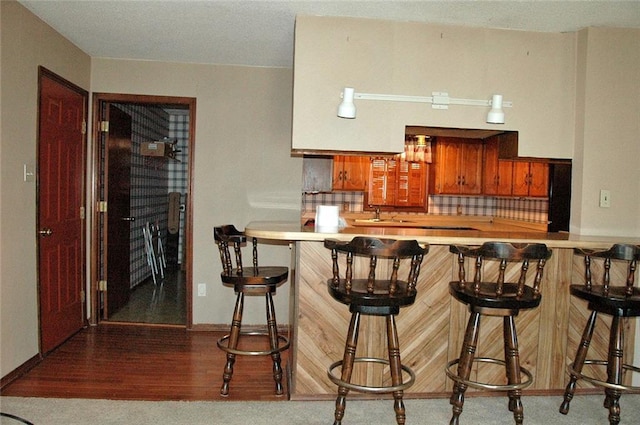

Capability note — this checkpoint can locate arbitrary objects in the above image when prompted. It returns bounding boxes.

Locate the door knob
[121,217,136,221]
[38,227,53,237]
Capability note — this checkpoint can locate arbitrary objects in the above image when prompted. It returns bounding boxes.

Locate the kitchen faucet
[374,207,380,220]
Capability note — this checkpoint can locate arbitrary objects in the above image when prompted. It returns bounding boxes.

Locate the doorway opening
[91,93,195,327]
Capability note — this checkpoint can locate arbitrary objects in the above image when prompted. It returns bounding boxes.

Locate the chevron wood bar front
[245,221,640,399]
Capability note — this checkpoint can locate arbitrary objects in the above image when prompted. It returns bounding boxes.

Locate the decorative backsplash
[301,192,549,224]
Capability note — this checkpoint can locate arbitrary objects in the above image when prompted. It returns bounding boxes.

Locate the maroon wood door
[38,70,87,353]
[105,105,132,317]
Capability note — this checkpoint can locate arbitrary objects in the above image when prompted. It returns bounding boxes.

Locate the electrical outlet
[599,189,611,208]
[197,283,207,297]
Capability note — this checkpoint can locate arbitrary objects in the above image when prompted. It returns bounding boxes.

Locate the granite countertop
[245,220,640,249]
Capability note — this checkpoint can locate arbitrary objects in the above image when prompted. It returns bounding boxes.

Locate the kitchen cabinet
[368,158,427,208]
[367,157,397,205]
[332,155,369,191]
[396,161,427,207]
[302,156,333,192]
[512,161,549,197]
[430,138,483,195]
[483,139,513,196]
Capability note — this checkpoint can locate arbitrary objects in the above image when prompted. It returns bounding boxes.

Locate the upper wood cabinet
[430,138,483,195]
[396,161,427,207]
[368,157,397,205]
[368,157,427,208]
[332,155,369,191]
[512,161,549,197]
[483,139,513,196]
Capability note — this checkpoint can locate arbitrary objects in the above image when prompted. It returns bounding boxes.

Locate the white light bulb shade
[337,87,356,119]
[486,94,505,124]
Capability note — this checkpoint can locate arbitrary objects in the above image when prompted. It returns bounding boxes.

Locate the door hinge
[98,280,107,291]
[80,206,85,219]
[98,201,107,212]
[99,120,109,132]
[81,120,87,135]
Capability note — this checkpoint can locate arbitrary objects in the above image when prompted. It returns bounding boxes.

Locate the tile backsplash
[301,192,548,223]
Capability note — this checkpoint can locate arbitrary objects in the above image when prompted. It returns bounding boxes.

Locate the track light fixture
[337,87,511,124]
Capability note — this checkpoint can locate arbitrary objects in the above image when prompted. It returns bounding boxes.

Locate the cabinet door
[367,158,397,205]
[342,156,368,191]
[528,162,549,197]
[483,140,500,195]
[396,161,427,207]
[332,156,345,190]
[496,160,514,196]
[483,140,513,196]
[368,158,387,205]
[406,162,427,206]
[512,162,531,197]
[433,141,461,194]
[512,162,549,197]
[333,156,368,191]
[459,143,483,194]
[384,159,397,205]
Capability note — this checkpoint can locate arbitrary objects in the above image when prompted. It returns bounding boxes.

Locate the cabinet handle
[461,176,466,185]
[338,171,343,181]
[344,171,348,181]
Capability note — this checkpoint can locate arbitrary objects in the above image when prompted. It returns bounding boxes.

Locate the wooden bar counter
[245,220,640,400]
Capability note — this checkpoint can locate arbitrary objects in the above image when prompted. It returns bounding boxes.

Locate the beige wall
[292,16,576,157]
[91,59,301,326]
[572,27,640,236]
[0,1,91,377]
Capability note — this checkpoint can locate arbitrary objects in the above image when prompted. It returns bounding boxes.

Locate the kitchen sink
[419,226,478,231]
[354,218,415,224]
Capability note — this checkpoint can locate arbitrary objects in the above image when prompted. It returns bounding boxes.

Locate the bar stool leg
[560,310,598,414]
[334,312,361,425]
[450,311,481,425]
[221,292,244,396]
[386,315,406,425]
[265,292,284,396]
[605,316,624,425]
[503,316,523,425]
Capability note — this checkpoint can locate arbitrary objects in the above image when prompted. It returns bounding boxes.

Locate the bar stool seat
[560,244,640,425]
[214,225,290,396]
[445,242,552,425]
[324,237,429,425]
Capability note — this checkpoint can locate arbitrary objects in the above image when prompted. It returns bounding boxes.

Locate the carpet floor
[2,394,640,424]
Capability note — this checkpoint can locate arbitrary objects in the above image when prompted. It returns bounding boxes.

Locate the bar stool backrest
[450,242,552,299]
[574,244,640,296]
[325,237,429,296]
[214,224,257,277]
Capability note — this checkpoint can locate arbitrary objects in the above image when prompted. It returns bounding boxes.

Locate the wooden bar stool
[560,244,640,425]
[214,225,290,396]
[324,237,429,425]
[445,242,552,425]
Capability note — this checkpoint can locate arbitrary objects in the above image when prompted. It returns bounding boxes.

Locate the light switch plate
[599,189,611,208]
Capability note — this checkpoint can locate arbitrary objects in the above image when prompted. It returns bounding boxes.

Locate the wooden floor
[1,325,289,401]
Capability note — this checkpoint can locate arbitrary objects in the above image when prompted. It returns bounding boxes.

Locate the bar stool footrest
[445,357,533,391]
[327,357,416,394]
[567,360,640,392]
[217,331,290,357]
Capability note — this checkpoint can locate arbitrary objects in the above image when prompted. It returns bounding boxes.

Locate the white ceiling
[18,0,640,68]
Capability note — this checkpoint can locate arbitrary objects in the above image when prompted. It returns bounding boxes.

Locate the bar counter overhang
[245,220,640,400]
